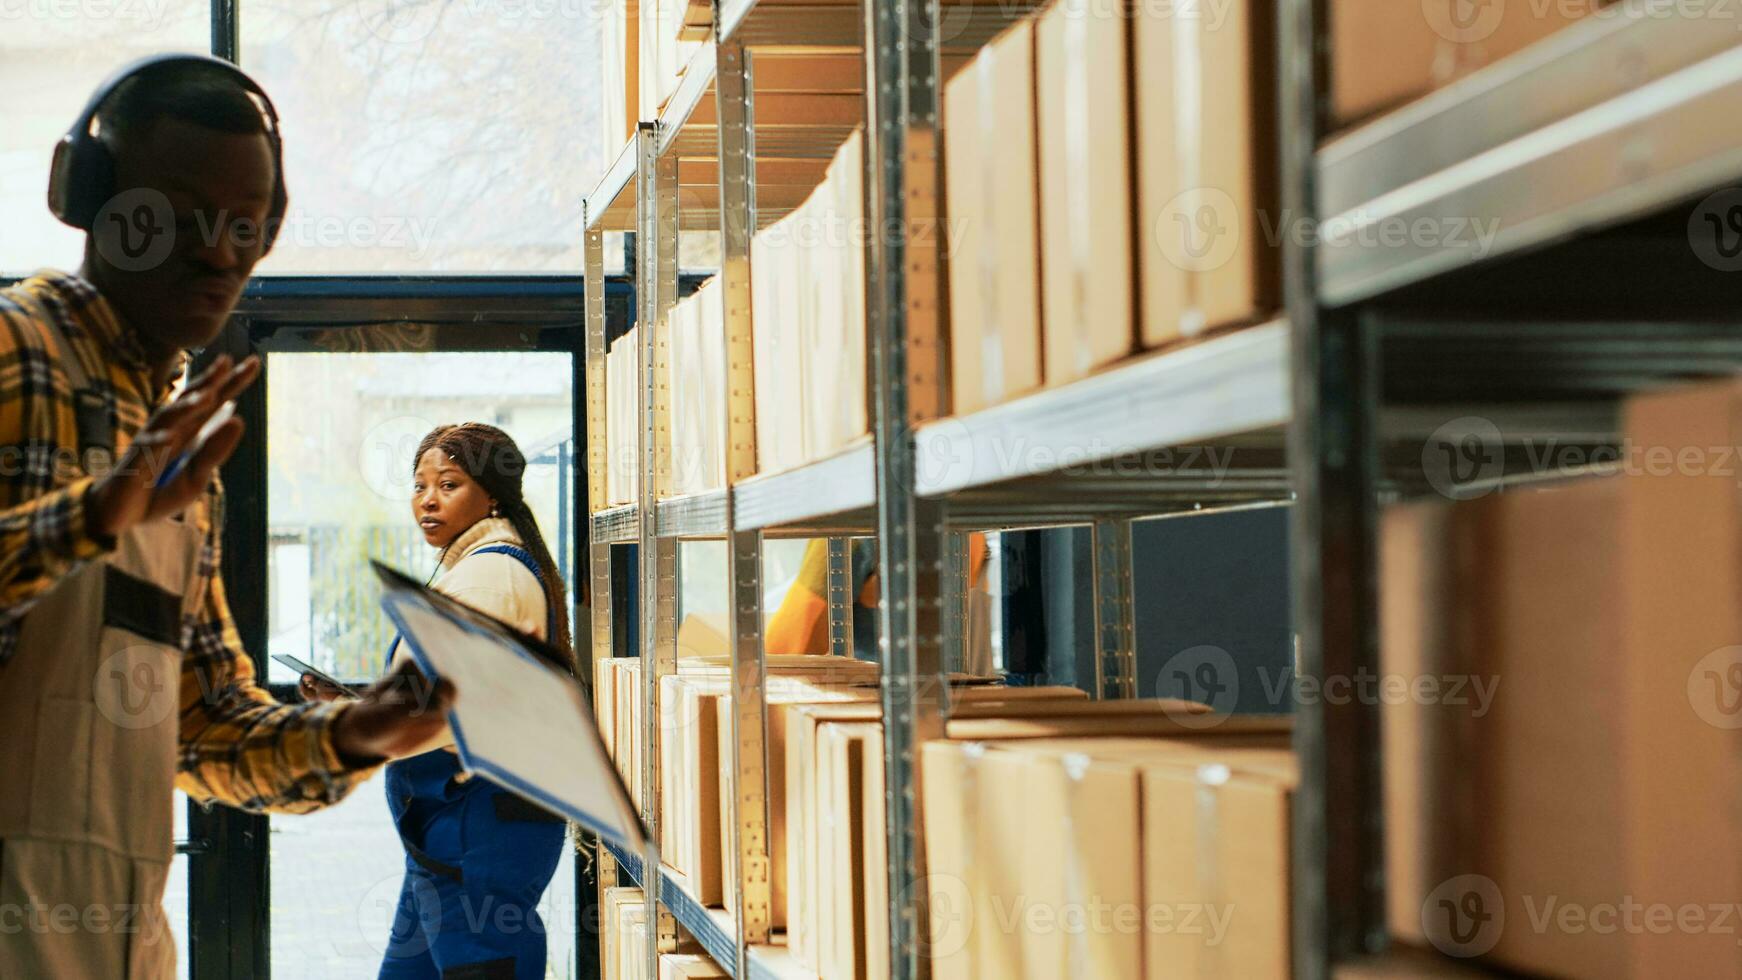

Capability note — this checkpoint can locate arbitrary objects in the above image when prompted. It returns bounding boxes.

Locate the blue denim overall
[377,545,567,980]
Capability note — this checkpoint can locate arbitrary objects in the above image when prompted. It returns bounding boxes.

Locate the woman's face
[411,447,495,550]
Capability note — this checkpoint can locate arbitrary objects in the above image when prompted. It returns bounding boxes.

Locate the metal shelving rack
[584,1,1295,977]
[582,0,1742,977]
[1294,1,1742,975]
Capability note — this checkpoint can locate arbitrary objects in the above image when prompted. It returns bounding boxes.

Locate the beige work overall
[0,316,205,979]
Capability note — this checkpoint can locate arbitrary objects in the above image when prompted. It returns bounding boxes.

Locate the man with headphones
[0,56,456,977]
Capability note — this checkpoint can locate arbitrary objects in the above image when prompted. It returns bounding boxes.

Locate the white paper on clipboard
[370,560,647,853]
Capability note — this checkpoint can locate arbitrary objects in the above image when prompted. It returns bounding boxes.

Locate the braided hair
[414,423,576,669]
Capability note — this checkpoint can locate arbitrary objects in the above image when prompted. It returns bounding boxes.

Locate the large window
[0,1,206,274]
[2,1,610,276]
[242,3,607,274]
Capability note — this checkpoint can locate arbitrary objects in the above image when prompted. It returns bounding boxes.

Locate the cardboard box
[1382,396,1742,979]
[669,278,725,495]
[922,737,1296,978]
[819,721,877,980]
[658,953,727,980]
[786,693,1233,972]
[1135,0,1279,343]
[1036,0,1136,387]
[753,130,868,471]
[751,218,805,475]
[1620,380,1742,978]
[1329,0,1602,128]
[602,886,646,980]
[607,326,642,506]
[803,131,868,459]
[945,19,1043,415]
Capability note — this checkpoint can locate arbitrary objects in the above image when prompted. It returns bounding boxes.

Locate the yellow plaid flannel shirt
[0,270,379,813]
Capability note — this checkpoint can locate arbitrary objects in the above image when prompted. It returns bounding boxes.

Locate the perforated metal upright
[714,28,777,977]
[635,122,683,976]
[863,0,951,975]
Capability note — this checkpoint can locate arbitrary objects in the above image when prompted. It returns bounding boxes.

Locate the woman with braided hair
[302,422,577,980]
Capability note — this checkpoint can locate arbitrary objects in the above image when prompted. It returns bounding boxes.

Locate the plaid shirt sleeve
[175,479,385,813]
[0,304,116,662]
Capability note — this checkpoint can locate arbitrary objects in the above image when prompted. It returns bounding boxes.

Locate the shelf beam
[1318,5,1742,305]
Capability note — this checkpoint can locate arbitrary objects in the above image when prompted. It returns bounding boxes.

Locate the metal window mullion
[717,36,775,973]
[865,0,948,976]
[826,537,853,658]
[1090,518,1137,700]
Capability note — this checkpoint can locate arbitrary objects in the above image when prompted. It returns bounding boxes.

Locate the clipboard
[370,559,649,854]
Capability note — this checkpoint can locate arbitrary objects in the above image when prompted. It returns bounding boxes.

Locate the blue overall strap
[382,544,553,670]
[471,544,555,641]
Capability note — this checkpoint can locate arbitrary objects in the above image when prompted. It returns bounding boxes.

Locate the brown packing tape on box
[1037,0,1136,388]
[945,19,1043,415]
[1136,0,1279,345]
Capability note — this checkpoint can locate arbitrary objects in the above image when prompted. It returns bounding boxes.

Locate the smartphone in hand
[271,653,360,698]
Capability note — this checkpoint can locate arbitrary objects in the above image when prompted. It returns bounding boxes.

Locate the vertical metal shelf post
[1090,518,1138,700]
[864,0,949,974]
[636,122,682,978]
[715,31,777,975]
[1283,0,1385,973]
[582,213,620,972]
[584,220,615,697]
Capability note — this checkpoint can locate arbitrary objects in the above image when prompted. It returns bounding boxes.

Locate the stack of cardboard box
[791,699,1278,979]
[1381,377,1742,977]
[943,0,1280,415]
[668,278,726,496]
[751,131,868,475]
[923,732,1296,979]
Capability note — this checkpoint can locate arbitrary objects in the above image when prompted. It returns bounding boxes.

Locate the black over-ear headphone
[47,53,288,253]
